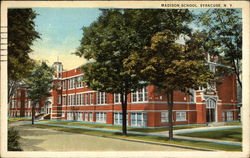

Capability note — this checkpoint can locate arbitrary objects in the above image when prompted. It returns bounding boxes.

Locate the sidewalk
[34,121,242,147]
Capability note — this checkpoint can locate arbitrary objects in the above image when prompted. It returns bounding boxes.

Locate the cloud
[30,46,87,70]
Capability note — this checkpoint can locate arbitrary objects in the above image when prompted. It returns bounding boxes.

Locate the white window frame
[114,93,121,104]
[227,111,234,121]
[161,112,168,123]
[114,112,128,125]
[84,112,89,121]
[131,87,148,103]
[58,95,61,105]
[62,95,67,106]
[176,111,187,122]
[89,112,93,122]
[96,112,106,123]
[89,93,93,105]
[97,92,107,105]
[85,93,89,105]
[130,112,147,127]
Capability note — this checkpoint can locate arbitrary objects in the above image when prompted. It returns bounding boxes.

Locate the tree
[198,9,242,88]
[25,61,54,124]
[124,30,214,140]
[75,9,194,135]
[8,9,40,101]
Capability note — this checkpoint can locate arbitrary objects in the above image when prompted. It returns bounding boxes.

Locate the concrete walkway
[34,121,242,146]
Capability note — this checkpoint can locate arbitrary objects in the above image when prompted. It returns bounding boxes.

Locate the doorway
[206,99,216,123]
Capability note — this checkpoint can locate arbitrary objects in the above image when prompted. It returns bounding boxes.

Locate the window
[96,112,106,123]
[81,93,84,105]
[84,112,88,121]
[85,93,89,105]
[89,93,93,105]
[227,111,234,121]
[58,95,61,105]
[78,112,82,121]
[97,92,107,104]
[114,112,128,125]
[68,78,75,89]
[222,112,226,122]
[89,112,93,122]
[176,112,187,122]
[76,94,79,105]
[161,112,168,123]
[206,99,216,108]
[62,80,66,90]
[28,100,31,108]
[114,93,126,104]
[130,112,147,127]
[76,76,84,88]
[131,87,148,103]
[114,93,121,104]
[68,94,75,106]
[62,96,67,105]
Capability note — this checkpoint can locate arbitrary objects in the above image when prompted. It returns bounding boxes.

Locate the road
[14,125,195,151]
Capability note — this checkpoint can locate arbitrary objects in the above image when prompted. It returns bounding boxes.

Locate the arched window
[206,99,216,109]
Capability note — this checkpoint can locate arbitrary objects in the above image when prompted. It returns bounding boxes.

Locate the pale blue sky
[30,8,240,70]
[30,8,101,70]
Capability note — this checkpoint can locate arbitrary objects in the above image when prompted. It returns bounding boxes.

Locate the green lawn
[224,122,242,126]
[8,117,31,123]
[177,128,242,142]
[23,124,241,151]
[39,120,206,133]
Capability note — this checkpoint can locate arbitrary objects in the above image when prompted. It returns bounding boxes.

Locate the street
[15,125,195,151]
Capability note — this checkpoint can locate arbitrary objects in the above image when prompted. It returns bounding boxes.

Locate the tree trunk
[121,92,128,135]
[32,103,35,125]
[167,90,174,140]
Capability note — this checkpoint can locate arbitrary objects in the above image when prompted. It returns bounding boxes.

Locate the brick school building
[8,59,239,127]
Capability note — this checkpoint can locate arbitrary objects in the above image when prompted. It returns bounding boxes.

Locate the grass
[8,117,31,123]
[39,120,206,133]
[224,122,242,126]
[23,124,242,151]
[177,128,242,142]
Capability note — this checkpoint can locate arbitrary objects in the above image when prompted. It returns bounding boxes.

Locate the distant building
[8,86,46,117]
[8,57,239,127]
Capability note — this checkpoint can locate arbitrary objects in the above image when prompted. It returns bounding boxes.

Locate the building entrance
[206,99,216,123]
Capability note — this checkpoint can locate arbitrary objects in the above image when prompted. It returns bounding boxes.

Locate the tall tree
[198,9,242,88]
[25,61,54,124]
[124,30,214,140]
[8,9,40,101]
[75,9,194,135]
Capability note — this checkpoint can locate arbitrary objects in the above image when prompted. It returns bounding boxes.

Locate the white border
[1,1,249,158]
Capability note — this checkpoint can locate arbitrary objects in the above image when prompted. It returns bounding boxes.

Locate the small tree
[124,30,214,140]
[25,61,54,124]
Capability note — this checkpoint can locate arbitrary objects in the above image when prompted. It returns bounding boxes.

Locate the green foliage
[8,9,40,101]
[8,127,22,151]
[8,8,40,81]
[124,29,213,140]
[75,9,195,135]
[124,30,213,93]
[25,61,54,104]
[198,9,242,87]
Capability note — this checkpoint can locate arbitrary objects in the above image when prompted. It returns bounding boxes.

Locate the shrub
[8,127,22,151]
